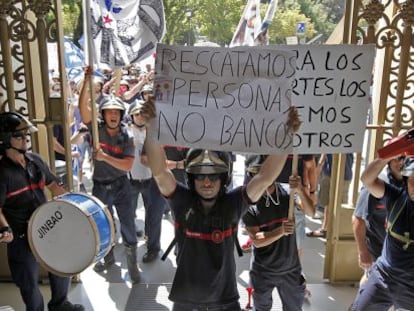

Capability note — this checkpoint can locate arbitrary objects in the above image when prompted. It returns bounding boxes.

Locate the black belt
[93,175,126,185]
[130,178,151,184]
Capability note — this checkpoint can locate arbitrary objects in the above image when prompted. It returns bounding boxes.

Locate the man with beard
[140,95,301,310]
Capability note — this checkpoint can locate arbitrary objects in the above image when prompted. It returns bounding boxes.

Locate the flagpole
[288,155,298,220]
[83,0,100,150]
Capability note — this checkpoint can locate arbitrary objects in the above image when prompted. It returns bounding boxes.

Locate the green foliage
[163,0,191,44]
[268,7,316,44]
[61,0,81,38]
[286,0,343,41]
[62,4,80,36]
[163,0,245,46]
[59,0,343,47]
[194,0,245,46]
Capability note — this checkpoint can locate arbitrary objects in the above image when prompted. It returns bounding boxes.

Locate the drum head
[28,198,99,276]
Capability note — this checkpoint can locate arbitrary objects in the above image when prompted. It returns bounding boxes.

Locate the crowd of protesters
[0,59,411,310]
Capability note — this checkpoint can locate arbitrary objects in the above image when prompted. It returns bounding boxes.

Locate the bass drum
[28,193,114,277]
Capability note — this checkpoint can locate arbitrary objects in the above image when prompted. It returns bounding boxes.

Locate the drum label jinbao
[37,211,63,239]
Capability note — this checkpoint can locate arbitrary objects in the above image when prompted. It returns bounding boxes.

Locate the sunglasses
[391,155,406,162]
[12,131,29,140]
[193,174,221,182]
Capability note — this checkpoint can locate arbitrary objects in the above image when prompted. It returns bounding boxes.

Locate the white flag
[229,0,261,47]
[89,0,166,69]
[254,0,278,46]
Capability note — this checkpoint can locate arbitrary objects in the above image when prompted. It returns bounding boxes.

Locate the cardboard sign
[149,44,375,154]
[149,44,296,154]
[277,45,374,153]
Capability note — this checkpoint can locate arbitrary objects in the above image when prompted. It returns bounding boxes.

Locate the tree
[163,0,245,46]
[268,7,316,44]
[194,0,245,46]
[294,0,343,41]
[163,0,198,45]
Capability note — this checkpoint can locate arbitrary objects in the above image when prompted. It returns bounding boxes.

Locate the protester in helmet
[141,84,153,101]
[242,154,314,311]
[352,154,405,287]
[0,112,85,311]
[0,112,37,155]
[127,99,166,263]
[142,94,301,310]
[351,151,414,310]
[78,66,140,283]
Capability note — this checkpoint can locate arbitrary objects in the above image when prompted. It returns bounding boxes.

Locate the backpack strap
[233,226,243,257]
[387,195,413,250]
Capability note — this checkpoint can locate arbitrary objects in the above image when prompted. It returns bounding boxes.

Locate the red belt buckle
[211,230,224,244]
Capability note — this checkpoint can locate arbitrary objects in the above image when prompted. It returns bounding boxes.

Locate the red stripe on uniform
[184,227,236,241]
[259,217,288,229]
[100,142,123,154]
[6,181,46,199]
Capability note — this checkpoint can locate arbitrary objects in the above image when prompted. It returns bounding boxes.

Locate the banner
[148,44,296,154]
[149,44,375,155]
[88,0,166,69]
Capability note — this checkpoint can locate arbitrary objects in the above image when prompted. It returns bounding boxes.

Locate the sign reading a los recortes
[149,44,375,155]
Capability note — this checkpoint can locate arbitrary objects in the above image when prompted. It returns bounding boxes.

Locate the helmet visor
[186,150,229,174]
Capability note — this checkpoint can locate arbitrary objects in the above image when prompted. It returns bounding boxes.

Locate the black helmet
[401,157,414,178]
[128,99,145,116]
[0,112,37,154]
[185,149,231,192]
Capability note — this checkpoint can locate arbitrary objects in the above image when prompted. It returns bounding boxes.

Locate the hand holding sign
[140,95,157,122]
[286,106,302,134]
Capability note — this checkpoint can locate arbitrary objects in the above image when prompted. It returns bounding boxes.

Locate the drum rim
[27,193,115,277]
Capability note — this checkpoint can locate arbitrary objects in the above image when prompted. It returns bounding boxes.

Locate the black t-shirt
[167,184,250,306]
[53,124,66,161]
[276,154,315,184]
[242,183,301,275]
[365,196,387,259]
[378,183,414,278]
[0,153,58,235]
[164,146,188,183]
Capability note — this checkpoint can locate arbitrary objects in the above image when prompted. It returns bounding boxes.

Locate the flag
[63,37,86,82]
[88,0,166,69]
[254,0,278,46]
[230,0,261,47]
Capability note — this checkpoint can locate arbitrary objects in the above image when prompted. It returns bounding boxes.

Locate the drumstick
[288,154,298,220]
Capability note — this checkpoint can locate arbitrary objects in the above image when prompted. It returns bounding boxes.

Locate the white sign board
[149,44,296,154]
[149,44,375,154]
[277,44,374,153]
[286,36,298,45]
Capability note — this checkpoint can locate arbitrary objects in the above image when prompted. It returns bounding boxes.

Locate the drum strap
[161,237,176,261]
